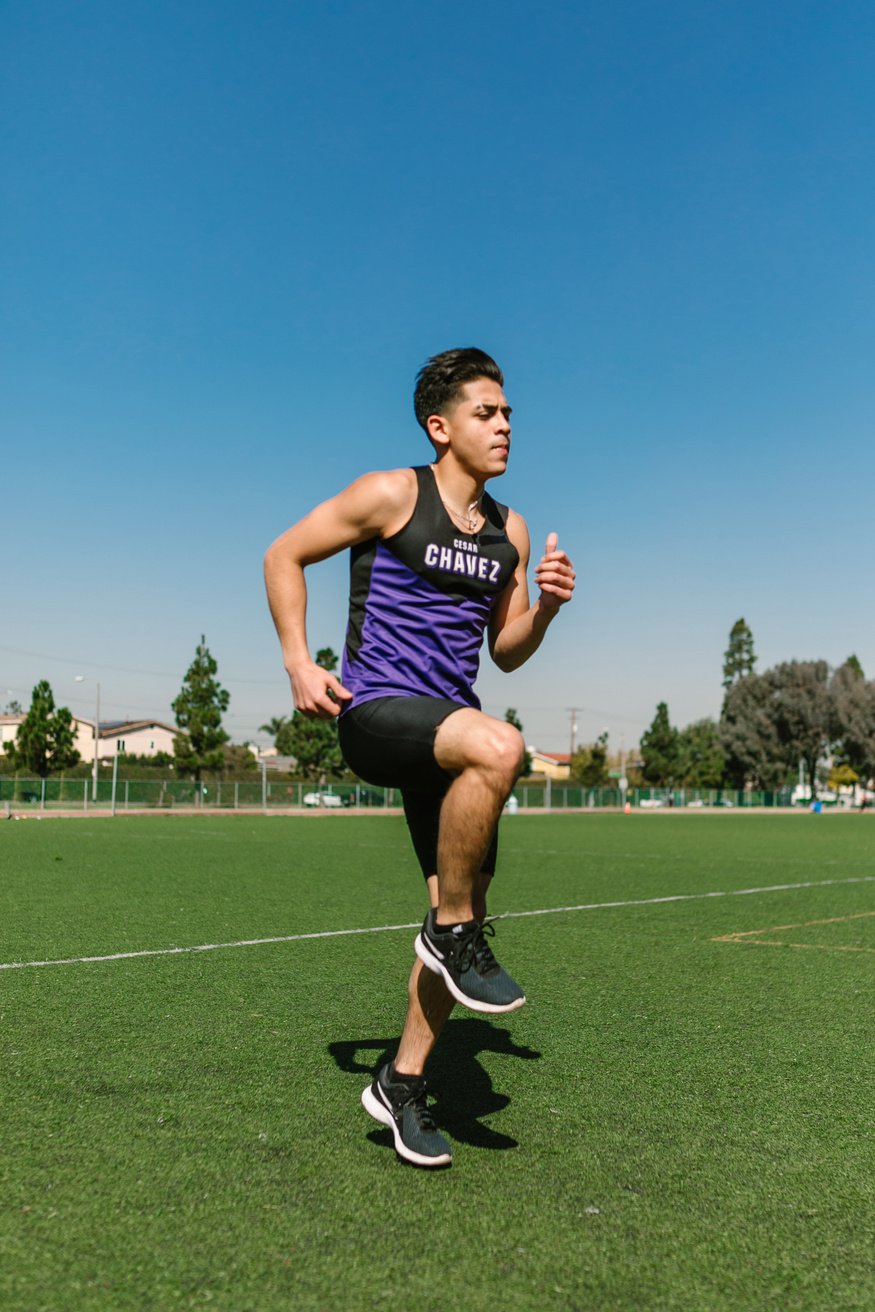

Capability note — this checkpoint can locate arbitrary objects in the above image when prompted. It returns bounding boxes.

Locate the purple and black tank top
[341,465,520,711]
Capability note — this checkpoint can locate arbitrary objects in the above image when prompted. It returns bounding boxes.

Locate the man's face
[435,378,512,477]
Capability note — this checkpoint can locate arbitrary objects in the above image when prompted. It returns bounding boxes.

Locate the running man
[264,347,575,1168]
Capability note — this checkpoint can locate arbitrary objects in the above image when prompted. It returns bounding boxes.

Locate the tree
[4,680,79,777]
[259,715,289,744]
[3,697,22,715]
[828,763,859,796]
[219,744,259,775]
[640,703,681,785]
[276,647,346,782]
[722,618,756,691]
[504,708,532,776]
[677,718,725,788]
[768,660,832,799]
[844,654,865,681]
[172,636,230,782]
[830,658,875,784]
[721,672,788,790]
[570,732,610,787]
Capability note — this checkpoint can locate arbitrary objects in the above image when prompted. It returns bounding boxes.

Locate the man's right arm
[264,469,415,719]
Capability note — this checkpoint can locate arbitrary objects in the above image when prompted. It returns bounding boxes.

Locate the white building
[1,714,24,749]
[72,718,178,763]
[3,713,178,763]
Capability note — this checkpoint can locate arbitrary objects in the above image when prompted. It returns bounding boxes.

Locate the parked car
[303,790,343,808]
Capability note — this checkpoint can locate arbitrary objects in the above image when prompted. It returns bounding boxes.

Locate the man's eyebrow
[476,402,513,416]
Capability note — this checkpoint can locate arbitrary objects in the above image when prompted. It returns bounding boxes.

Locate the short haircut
[413,347,504,433]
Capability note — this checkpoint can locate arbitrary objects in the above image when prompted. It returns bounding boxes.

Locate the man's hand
[290,661,353,719]
[533,532,575,613]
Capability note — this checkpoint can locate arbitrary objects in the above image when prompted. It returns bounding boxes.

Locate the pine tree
[5,681,79,777]
[172,636,230,782]
[722,618,756,690]
[640,702,681,785]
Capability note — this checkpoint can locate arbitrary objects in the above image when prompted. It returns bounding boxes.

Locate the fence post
[83,779,88,812]
[111,752,118,817]
[234,781,239,810]
[125,780,129,811]
[40,778,46,811]
[545,776,552,812]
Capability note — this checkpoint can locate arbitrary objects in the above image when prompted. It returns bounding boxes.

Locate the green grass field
[1,814,873,1311]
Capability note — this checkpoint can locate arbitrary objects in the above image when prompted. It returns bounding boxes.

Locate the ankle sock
[434,917,477,934]
[389,1063,422,1085]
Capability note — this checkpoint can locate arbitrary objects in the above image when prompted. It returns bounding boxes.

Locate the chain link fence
[1,775,804,815]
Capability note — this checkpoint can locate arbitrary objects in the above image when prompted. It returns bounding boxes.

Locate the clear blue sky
[3,0,874,753]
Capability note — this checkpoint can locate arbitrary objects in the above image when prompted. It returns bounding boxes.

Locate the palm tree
[259,715,288,745]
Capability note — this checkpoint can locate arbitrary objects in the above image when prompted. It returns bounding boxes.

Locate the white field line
[1,875,873,972]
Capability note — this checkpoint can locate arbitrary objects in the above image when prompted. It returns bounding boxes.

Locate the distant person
[264,347,575,1168]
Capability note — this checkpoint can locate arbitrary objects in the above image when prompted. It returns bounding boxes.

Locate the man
[264,347,575,1168]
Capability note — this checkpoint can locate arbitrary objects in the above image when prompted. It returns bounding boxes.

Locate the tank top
[342,465,520,709]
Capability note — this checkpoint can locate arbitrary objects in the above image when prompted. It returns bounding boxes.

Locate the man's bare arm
[264,469,415,718]
[488,514,576,673]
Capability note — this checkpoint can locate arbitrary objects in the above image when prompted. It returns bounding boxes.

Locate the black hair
[413,347,504,433]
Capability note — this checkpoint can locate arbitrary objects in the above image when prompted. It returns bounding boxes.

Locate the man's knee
[469,719,524,783]
[435,709,524,783]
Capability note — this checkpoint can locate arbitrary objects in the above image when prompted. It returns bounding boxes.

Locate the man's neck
[430,460,487,511]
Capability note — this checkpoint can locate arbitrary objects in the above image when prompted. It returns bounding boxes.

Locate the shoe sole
[361,1084,452,1168]
[414,934,527,1014]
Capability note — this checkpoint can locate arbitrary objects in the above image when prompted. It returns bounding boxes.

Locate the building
[72,718,178,763]
[528,749,571,780]
[3,713,179,763]
[0,714,24,750]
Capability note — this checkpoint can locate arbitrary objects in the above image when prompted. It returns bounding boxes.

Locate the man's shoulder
[500,506,530,557]
[355,466,417,497]
[344,467,418,538]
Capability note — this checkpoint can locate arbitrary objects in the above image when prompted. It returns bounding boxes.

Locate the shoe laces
[399,1081,439,1131]
[457,918,499,976]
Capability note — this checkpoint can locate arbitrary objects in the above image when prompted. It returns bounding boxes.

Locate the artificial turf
[1,814,873,1311]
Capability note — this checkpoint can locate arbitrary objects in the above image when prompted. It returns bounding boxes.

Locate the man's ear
[426,412,450,453]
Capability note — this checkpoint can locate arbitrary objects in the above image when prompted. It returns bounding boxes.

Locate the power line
[0,644,286,686]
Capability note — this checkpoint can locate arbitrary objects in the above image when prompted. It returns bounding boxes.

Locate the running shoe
[361,1063,452,1168]
[415,910,526,1013]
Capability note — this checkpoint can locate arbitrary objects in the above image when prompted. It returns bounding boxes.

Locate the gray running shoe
[361,1063,452,1168]
[415,910,526,1013]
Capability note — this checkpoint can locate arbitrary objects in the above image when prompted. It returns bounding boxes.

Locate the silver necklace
[440,495,483,532]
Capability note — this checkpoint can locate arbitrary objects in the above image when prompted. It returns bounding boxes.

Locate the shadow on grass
[328,1018,541,1151]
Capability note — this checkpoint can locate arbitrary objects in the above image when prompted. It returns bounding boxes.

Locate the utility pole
[568,707,579,759]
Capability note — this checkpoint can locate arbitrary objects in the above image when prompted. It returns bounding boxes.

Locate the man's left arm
[488,513,576,673]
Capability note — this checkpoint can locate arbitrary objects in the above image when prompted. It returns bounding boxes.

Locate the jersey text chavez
[423,541,503,583]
